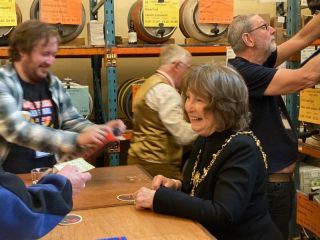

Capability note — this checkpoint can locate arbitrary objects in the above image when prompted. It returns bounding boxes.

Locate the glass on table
[30,167,52,184]
[125,175,137,183]
[125,174,150,183]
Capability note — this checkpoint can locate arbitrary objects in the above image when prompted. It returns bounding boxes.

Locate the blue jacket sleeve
[0,172,72,240]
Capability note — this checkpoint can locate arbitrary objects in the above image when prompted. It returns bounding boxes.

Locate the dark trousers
[266,180,295,239]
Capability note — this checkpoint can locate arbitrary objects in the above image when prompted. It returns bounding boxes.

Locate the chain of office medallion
[190,131,267,196]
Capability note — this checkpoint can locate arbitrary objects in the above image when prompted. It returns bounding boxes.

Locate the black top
[3,78,58,173]
[228,51,298,173]
[153,130,283,240]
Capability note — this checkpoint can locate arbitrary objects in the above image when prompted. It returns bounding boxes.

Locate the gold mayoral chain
[190,131,268,196]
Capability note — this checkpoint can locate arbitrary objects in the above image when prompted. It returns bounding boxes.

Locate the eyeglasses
[248,23,269,33]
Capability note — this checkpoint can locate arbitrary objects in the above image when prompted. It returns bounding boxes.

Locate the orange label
[40,0,82,25]
[198,0,233,24]
[296,191,320,237]
[131,84,142,113]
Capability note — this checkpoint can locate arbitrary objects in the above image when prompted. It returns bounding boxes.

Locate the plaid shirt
[0,63,94,169]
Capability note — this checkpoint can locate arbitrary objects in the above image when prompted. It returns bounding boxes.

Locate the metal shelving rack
[90,0,106,125]
[0,45,228,57]
[286,1,320,238]
[90,0,119,166]
[285,1,320,158]
[286,0,301,132]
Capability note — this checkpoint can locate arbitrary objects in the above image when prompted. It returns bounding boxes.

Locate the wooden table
[19,165,152,210]
[20,165,215,239]
[40,205,215,240]
[72,165,152,210]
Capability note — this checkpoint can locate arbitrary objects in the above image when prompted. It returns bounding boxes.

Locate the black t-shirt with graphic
[3,78,59,173]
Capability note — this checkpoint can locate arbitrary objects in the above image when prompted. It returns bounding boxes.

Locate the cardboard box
[66,85,90,117]
[87,20,105,46]
[275,27,287,45]
[270,16,285,28]
[300,162,320,193]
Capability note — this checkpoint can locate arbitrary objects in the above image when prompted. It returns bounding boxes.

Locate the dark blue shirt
[228,51,298,173]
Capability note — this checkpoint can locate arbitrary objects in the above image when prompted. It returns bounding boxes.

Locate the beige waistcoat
[127,74,182,178]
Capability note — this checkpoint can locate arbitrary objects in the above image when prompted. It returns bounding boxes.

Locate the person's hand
[77,119,126,148]
[77,125,109,148]
[105,119,126,135]
[152,175,181,190]
[57,165,91,196]
[78,120,126,158]
[134,187,155,210]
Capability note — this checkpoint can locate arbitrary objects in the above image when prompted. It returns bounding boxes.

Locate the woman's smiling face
[184,90,217,137]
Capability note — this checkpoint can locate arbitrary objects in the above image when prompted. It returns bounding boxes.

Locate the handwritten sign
[198,0,233,24]
[301,46,318,64]
[40,0,82,25]
[299,88,320,124]
[143,0,179,27]
[0,0,17,27]
[296,191,320,237]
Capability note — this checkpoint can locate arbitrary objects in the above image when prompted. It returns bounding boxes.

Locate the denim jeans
[266,180,295,239]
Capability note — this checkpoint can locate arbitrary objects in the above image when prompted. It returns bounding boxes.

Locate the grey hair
[228,14,255,54]
[182,62,250,132]
[159,44,191,65]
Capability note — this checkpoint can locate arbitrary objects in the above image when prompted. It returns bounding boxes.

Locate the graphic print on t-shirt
[3,79,58,173]
[22,99,55,127]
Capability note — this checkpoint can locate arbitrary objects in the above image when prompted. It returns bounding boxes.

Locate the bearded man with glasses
[228,14,320,239]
